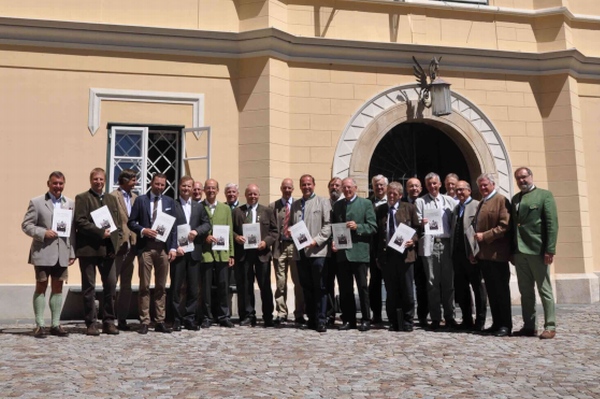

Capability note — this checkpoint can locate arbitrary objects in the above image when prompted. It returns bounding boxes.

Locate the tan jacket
[110,188,138,247]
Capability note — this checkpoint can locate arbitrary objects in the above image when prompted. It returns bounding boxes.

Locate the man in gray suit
[450,180,486,331]
[110,169,138,331]
[22,171,76,338]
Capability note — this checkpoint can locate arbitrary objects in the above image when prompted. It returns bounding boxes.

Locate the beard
[330,190,341,201]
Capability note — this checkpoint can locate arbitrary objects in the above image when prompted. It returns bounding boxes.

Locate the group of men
[22,166,558,339]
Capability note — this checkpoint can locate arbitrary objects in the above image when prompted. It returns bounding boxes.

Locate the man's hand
[421,218,429,226]
[188,230,198,242]
[346,220,357,230]
[469,255,478,264]
[44,230,58,240]
[205,235,217,244]
[404,239,414,248]
[68,258,76,266]
[103,229,111,239]
[475,232,484,242]
[308,240,318,248]
[228,257,235,267]
[143,228,158,239]
[544,253,554,265]
[257,241,267,250]
[331,241,338,252]
[235,235,246,245]
[176,247,185,256]
[168,250,177,262]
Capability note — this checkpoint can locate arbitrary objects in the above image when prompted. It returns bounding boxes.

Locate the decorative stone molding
[88,88,204,136]
[333,83,513,197]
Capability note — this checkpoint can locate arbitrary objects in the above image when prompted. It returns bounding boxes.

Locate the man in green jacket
[332,177,377,331]
[511,167,559,340]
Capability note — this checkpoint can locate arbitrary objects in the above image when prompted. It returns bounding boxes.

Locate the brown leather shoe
[50,325,69,337]
[33,326,47,339]
[86,324,100,336]
[539,330,556,339]
[512,328,538,337]
[102,323,120,335]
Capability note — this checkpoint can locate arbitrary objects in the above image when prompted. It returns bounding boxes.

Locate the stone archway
[332,84,512,197]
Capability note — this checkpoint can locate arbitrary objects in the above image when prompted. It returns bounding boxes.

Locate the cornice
[0,17,599,80]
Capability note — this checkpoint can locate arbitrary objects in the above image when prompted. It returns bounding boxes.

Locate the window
[108,124,211,197]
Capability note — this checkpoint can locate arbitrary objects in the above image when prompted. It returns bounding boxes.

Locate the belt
[433,237,450,243]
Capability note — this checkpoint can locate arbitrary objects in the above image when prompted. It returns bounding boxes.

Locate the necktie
[283,202,290,238]
[245,206,253,223]
[388,207,396,238]
[459,203,465,217]
[152,196,159,224]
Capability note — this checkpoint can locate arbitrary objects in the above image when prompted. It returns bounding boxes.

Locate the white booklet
[289,221,313,251]
[212,225,230,251]
[177,224,195,253]
[424,208,444,236]
[90,205,117,233]
[52,208,73,238]
[465,225,480,257]
[243,223,261,250]
[151,212,176,243]
[388,223,416,254]
[332,223,352,250]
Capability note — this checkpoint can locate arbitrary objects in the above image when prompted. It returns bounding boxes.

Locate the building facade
[3,0,600,317]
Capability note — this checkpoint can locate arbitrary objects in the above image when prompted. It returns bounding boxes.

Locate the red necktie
[283,202,290,238]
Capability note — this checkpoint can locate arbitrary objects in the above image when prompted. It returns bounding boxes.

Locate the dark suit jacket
[450,198,480,257]
[375,202,419,265]
[269,198,293,259]
[474,192,512,262]
[233,204,278,263]
[74,189,122,258]
[511,187,558,256]
[127,193,177,254]
[173,199,211,261]
[331,197,377,263]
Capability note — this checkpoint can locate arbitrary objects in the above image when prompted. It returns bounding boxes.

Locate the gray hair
[425,172,440,182]
[343,177,357,187]
[514,167,533,178]
[224,183,239,192]
[445,173,459,181]
[476,173,496,185]
[371,174,388,186]
[387,181,404,195]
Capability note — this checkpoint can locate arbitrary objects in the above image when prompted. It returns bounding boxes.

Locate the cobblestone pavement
[1,303,599,399]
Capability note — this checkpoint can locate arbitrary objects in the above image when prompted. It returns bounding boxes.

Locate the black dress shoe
[240,317,252,327]
[155,322,172,333]
[251,316,257,327]
[172,320,182,332]
[418,318,428,327]
[494,327,511,337]
[184,320,200,331]
[200,319,211,329]
[389,324,400,332]
[338,322,356,331]
[219,319,235,328]
[264,319,275,328]
[274,316,287,325]
[445,319,460,330]
[316,323,327,333]
[512,328,538,337]
[117,320,131,331]
[295,317,307,326]
[358,321,371,332]
[428,321,441,331]
[480,326,499,335]
[402,324,414,332]
[138,324,149,335]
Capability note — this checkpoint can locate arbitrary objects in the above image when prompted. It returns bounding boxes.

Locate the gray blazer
[449,198,480,257]
[22,193,76,267]
[290,195,332,259]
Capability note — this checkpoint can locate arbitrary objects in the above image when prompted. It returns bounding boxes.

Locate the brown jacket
[474,192,512,262]
[233,204,278,263]
[110,188,137,248]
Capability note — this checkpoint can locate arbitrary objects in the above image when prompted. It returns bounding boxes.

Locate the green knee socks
[33,292,45,327]
[49,293,62,328]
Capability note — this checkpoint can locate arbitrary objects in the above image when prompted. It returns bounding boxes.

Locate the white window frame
[181,126,212,181]
[108,126,148,194]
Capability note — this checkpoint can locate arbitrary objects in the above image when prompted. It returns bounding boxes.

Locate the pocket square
[529,205,538,210]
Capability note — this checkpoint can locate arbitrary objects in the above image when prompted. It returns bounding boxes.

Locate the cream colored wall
[579,83,600,273]
[2,49,240,284]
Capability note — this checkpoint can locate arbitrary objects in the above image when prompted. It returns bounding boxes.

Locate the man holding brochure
[22,171,76,338]
[74,167,122,336]
[128,173,177,334]
[290,174,332,333]
[331,178,377,332]
[171,176,211,331]
[375,182,419,332]
[233,184,278,327]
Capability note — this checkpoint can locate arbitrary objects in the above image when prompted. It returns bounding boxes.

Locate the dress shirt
[245,204,257,223]
[387,202,399,240]
[150,193,163,214]
[121,188,132,215]
[49,193,63,209]
[206,200,217,215]
[179,197,192,224]
[372,195,387,208]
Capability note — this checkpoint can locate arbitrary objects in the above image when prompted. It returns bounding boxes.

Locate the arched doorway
[369,122,470,195]
[332,84,512,198]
